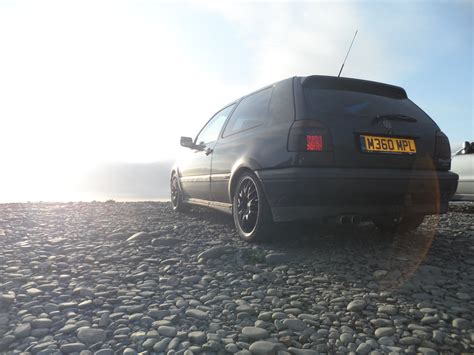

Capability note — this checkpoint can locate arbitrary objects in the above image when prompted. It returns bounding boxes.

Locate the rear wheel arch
[229,167,254,201]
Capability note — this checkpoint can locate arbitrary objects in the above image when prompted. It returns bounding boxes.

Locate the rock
[0,335,15,351]
[421,316,439,325]
[59,302,78,310]
[456,292,471,300]
[77,327,106,345]
[30,340,58,353]
[60,343,87,353]
[355,342,371,354]
[26,287,43,297]
[126,231,151,242]
[0,294,15,306]
[182,275,202,284]
[288,348,318,355]
[185,309,208,320]
[14,323,32,338]
[417,348,438,355]
[79,300,93,308]
[188,331,207,344]
[152,237,182,246]
[94,349,114,355]
[265,253,288,265]
[452,318,470,329]
[283,319,307,332]
[340,332,353,345]
[399,336,421,345]
[347,299,366,312]
[249,341,277,355]
[58,324,77,334]
[226,343,240,353]
[153,338,172,352]
[106,232,129,240]
[142,338,157,349]
[31,318,53,328]
[432,330,445,344]
[131,331,147,342]
[236,304,256,314]
[373,270,388,279]
[377,305,397,315]
[377,336,394,346]
[374,327,395,338]
[242,326,269,340]
[158,325,177,337]
[197,245,235,260]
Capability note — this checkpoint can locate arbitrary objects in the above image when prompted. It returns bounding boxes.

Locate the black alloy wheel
[233,172,273,242]
[170,173,188,212]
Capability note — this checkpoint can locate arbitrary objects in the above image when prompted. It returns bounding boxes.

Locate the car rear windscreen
[302,78,430,120]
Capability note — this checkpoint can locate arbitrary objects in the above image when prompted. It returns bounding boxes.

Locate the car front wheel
[170,173,188,212]
[232,172,273,242]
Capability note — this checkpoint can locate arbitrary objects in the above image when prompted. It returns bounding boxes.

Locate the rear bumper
[256,167,458,222]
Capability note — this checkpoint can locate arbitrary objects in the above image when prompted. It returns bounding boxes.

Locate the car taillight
[288,120,333,152]
[306,135,323,151]
[434,130,451,170]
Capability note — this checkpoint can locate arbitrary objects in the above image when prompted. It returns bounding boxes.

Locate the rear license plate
[360,135,416,154]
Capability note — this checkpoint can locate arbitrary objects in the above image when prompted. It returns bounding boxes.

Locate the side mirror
[180,136,194,149]
[463,141,470,151]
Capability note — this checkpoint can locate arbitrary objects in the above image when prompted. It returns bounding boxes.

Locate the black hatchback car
[170,75,458,242]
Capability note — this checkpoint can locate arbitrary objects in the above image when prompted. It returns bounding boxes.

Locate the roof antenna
[337,29,358,78]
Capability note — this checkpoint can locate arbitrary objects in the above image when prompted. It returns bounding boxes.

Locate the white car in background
[451,141,474,201]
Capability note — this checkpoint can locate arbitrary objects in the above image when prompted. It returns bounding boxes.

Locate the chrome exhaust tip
[351,215,361,225]
[338,215,351,225]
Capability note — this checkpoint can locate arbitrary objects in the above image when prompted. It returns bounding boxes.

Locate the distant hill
[78,161,173,201]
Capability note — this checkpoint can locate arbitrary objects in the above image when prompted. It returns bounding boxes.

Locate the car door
[179,104,235,201]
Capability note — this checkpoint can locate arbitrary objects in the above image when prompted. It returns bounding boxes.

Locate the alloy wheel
[170,176,179,207]
[236,176,259,234]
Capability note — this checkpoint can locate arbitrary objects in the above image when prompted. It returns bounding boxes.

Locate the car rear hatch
[295,76,440,170]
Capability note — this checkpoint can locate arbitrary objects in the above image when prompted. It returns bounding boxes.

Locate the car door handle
[205,148,213,155]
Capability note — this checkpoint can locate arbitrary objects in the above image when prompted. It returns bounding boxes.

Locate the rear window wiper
[373,114,417,123]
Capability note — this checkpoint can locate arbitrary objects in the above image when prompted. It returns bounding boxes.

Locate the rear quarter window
[223,87,273,137]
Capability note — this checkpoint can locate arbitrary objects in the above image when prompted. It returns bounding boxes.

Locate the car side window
[195,104,235,145]
[223,87,273,137]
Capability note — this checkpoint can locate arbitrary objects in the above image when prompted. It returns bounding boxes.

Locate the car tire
[232,172,273,242]
[170,173,188,212]
[373,214,425,233]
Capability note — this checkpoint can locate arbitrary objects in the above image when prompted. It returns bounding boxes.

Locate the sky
[0,0,472,201]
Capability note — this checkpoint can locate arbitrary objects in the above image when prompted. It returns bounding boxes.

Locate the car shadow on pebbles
[182,204,465,294]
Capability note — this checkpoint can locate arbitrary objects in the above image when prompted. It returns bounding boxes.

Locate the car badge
[382,118,393,134]
[382,118,392,130]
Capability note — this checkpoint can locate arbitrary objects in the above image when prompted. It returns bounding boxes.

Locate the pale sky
[0,0,472,201]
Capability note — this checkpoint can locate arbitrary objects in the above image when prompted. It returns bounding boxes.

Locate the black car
[170,75,458,242]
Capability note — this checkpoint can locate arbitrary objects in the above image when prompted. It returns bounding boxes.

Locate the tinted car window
[196,104,235,144]
[304,88,431,120]
[223,87,272,137]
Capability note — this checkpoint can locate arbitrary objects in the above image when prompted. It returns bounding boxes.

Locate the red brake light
[288,120,333,152]
[306,135,323,151]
